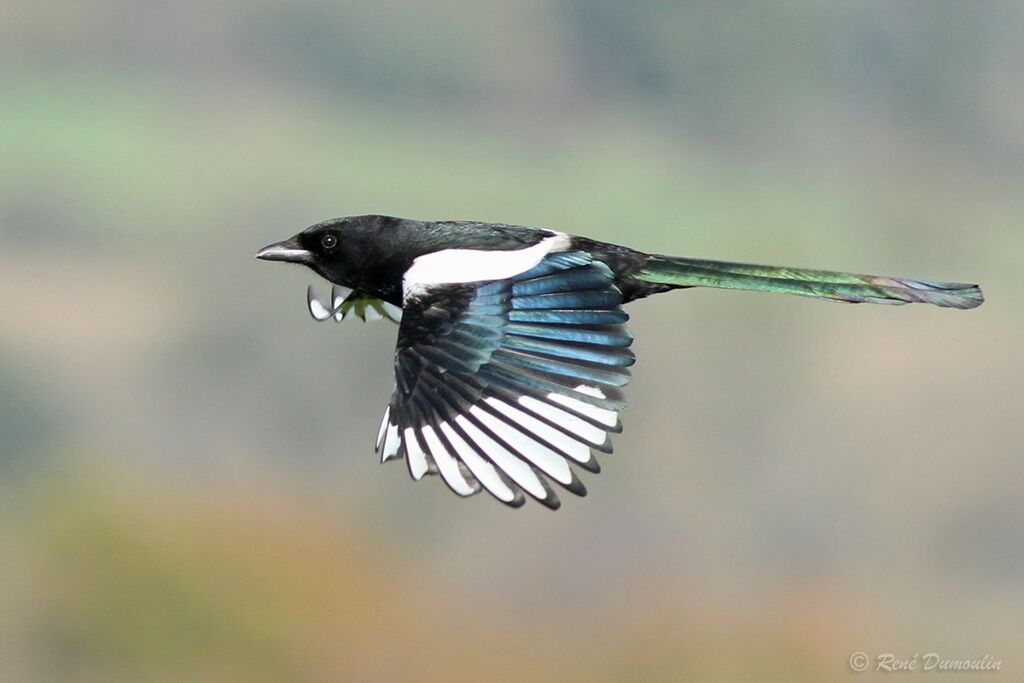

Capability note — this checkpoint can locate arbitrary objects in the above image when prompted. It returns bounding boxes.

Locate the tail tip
[959,286,984,309]
[941,283,984,309]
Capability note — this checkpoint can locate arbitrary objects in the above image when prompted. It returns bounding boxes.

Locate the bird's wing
[376,250,634,509]
[307,285,402,324]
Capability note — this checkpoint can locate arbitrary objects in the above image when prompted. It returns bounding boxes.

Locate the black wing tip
[535,491,562,510]
[504,491,528,508]
[562,475,588,498]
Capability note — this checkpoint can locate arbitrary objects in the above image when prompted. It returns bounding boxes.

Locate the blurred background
[2,1,1022,681]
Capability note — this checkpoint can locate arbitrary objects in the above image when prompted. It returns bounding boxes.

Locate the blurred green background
[2,2,1022,681]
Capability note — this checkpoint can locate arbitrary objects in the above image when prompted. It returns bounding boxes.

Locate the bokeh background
[2,2,1022,681]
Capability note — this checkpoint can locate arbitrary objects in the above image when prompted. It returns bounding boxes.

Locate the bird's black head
[256,219,348,280]
[256,215,412,301]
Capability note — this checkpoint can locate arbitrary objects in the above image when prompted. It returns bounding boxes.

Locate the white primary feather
[403,428,430,480]
[485,398,592,464]
[454,415,548,500]
[517,396,606,445]
[439,423,516,503]
[469,406,572,485]
[420,425,477,496]
[381,423,401,462]
[375,406,391,451]
[548,390,618,428]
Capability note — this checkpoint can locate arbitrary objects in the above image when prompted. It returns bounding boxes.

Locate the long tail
[633,255,983,309]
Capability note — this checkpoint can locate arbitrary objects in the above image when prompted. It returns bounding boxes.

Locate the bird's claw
[307,284,353,321]
[307,285,403,324]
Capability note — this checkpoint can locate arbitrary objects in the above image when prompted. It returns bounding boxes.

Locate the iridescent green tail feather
[634,255,983,309]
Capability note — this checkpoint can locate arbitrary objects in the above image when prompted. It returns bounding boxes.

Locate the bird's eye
[321,234,338,250]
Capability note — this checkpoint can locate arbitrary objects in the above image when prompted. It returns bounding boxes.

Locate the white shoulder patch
[403,233,571,301]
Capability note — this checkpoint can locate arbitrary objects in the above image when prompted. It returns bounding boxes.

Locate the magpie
[257,214,983,509]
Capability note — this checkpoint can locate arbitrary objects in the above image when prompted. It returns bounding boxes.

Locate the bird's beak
[255,237,311,264]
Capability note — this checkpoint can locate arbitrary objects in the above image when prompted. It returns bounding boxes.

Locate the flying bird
[257,215,983,509]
